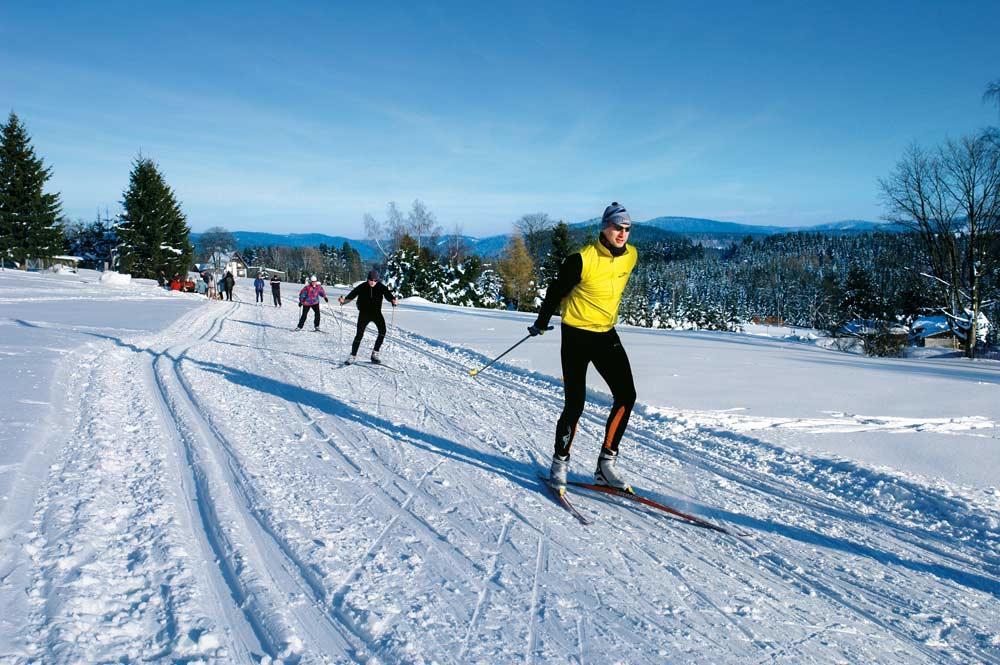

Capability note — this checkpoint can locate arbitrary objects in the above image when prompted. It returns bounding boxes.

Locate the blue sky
[2,1,998,236]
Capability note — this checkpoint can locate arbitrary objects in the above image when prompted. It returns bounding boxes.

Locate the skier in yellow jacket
[531,202,638,494]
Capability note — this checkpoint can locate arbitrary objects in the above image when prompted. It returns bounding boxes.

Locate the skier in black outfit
[270,274,282,306]
[223,271,235,301]
[338,270,398,364]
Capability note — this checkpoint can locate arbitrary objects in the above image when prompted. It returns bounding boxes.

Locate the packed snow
[0,269,998,664]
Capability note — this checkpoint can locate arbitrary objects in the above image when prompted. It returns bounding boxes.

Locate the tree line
[4,76,998,360]
[0,110,193,279]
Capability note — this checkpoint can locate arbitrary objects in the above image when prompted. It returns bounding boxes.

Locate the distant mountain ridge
[190,231,381,260]
[193,217,899,260]
[596,216,900,236]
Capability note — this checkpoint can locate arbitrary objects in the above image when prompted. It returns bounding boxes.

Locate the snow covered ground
[395,300,1000,490]
[1,270,998,663]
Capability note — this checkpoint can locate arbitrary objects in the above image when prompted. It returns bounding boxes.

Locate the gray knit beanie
[601,202,631,227]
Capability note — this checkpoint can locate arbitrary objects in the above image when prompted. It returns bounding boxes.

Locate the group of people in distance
[194,270,235,301]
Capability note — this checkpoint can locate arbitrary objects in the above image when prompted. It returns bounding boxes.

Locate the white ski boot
[548,454,570,493]
[345,355,357,365]
[594,449,632,492]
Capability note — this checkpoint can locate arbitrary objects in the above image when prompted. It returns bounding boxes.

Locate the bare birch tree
[880,131,1000,357]
[515,212,554,269]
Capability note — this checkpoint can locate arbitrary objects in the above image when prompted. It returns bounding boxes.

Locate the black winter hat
[367,269,379,281]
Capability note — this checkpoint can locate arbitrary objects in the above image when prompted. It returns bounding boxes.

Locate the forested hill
[191,218,895,261]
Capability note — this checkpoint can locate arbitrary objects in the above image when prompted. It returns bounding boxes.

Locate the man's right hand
[528,322,554,336]
[338,296,345,305]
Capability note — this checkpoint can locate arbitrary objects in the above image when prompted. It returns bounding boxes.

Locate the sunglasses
[610,223,631,232]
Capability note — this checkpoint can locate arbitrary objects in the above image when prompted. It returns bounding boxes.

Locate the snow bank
[99,271,131,286]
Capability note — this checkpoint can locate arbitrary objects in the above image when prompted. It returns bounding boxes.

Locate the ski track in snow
[4,299,999,663]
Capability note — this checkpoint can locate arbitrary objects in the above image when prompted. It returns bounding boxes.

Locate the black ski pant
[272,287,281,306]
[554,324,636,459]
[351,311,387,355]
[225,286,233,301]
[255,289,264,303]
[297,303,321,329]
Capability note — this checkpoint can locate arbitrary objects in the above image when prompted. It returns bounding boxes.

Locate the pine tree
[65,211,118,269]
[383,235,421,298]
[0,112,64,268]
[116,156,193,279]
[346,244,364,282]
[541,221,573,283]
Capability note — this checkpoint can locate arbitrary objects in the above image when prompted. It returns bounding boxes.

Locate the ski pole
[468,334,531,377]
[328,302,344,355]
[384,304,397,353]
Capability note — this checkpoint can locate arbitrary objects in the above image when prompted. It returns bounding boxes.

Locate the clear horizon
[3,2,998,236]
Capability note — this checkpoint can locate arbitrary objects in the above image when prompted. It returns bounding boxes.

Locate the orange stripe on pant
[603,405,626,450]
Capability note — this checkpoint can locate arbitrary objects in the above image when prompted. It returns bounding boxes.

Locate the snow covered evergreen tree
[116,157,193,279]
[0,112,64,268]
[383,235,434,298]
[441,255,491,307]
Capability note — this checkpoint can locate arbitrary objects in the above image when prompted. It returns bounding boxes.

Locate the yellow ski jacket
[536,238,638,333]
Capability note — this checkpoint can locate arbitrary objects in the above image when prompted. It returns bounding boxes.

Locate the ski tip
[468,369,479,376]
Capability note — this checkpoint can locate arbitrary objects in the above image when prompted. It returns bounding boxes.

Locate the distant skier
[296,275,329,331]
[532,202,638,494]
[223,271,235,301]
[254,273,265,304]
[338,269,398,364]
[270,274,282,307]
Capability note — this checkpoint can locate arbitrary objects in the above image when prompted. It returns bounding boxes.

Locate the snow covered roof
[50,255,83,263]
[842,320,909,336]
[911,316,951,339]
[912,312,990,339]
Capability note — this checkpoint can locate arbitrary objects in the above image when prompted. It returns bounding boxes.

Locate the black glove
[528,322,554,336]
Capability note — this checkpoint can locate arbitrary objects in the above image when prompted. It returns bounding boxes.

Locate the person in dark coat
[253,273,266,303]
[270,274,282,307]
[338,269,398,364]
[223,271,235,301]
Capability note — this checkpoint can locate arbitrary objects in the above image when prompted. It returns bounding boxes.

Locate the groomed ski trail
[10,299,999,663]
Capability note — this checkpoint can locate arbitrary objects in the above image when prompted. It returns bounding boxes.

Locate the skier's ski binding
[594,449,632,492]
[345,355,356,365]
[549,454,569,493]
